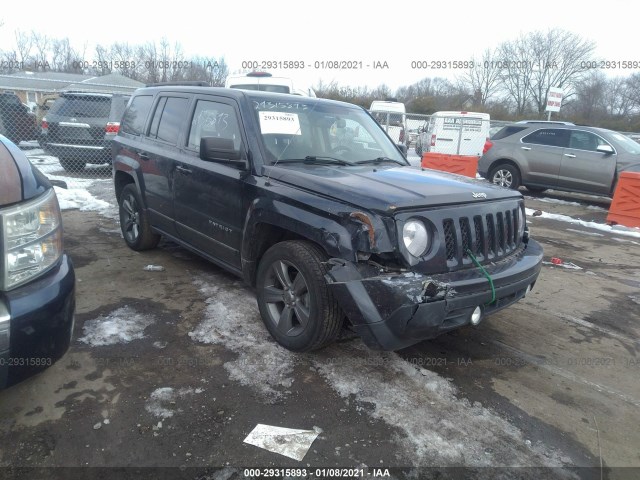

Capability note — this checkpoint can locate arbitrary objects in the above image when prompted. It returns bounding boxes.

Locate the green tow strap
[466,248,496,305]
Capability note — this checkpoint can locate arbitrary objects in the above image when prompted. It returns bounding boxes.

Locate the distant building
[0,71,144,111]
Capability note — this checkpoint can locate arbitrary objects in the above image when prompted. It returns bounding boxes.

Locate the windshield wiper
[355,157,407,166]
[275,156,354,166]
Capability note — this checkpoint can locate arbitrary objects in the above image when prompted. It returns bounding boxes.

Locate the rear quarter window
[492,126,527,140]
[121,95,154,136]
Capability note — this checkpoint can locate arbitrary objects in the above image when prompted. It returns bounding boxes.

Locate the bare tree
[525,29,596,114]
[14,30,32,65]
[31,31,51,70]
[496,36,535,115]
[51,37,83,73]
[458,48,502,107]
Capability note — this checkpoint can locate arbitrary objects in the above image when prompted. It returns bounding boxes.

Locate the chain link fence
[3,78,639,192]
[1,76,140,197]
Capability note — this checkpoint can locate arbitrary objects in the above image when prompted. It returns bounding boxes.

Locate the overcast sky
[0,0,636,90]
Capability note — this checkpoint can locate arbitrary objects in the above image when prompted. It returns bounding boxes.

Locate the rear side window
[492,126,527,140]
[121,95,153,136]
[50,96,111,118]
[148,96,190,145]
[522,128,569,148]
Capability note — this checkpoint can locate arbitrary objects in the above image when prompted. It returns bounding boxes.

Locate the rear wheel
[118,184,160,251]
[59,157,87,173]
[256,241,343,352]
[489,163,521,190]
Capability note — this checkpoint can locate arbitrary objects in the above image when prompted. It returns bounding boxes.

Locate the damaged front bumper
[325,240,543,350]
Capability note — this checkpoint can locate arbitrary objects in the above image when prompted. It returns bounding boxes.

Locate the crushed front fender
[325,240,543,350]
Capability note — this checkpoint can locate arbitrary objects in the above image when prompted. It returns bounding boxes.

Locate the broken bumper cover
[326,240,543,351]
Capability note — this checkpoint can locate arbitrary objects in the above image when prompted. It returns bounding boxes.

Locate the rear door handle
[175,165,192,175]
[138,151,149,161]
[521,146,531,151]
[564,153,576,158]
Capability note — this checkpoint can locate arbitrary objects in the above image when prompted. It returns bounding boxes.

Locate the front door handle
[175,165,192,175]
[521,146,531,151]
[564,153,576,158]
[138,151,149,161]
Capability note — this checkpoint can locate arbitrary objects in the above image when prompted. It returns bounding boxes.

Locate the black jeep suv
[41,92,129,172]
[112,87,542,352]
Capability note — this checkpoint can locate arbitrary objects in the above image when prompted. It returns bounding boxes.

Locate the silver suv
[478,123,640,196]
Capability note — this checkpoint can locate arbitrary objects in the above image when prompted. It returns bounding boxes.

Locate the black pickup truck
[112,87,542,351]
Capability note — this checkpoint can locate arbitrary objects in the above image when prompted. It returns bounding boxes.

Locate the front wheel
[118,184,160,251]
[256,241,343,352]
[489,163,521,190]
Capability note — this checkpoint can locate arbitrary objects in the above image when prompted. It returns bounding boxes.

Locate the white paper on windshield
[259,112,301,135]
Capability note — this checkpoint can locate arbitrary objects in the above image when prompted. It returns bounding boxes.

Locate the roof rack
[145,81,211,87]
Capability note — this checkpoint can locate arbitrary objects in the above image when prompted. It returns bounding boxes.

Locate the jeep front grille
[443,204,522,269]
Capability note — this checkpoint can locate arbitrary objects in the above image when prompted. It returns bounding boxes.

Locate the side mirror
[397,143,407,156]
[200,136,246,168]
[596,144,614,155]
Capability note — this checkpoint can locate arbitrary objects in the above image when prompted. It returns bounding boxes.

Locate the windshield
[249,95,408,165]
[608,131,640,154]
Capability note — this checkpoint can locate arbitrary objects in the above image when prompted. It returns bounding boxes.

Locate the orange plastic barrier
[421,153,479,178]
[607,171,640,228]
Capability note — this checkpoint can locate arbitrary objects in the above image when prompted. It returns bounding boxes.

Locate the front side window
[187,100,242,151]
[522,128,569,148]
[569,131,610,152]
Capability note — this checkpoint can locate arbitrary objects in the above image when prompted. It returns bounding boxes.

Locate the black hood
[265,164,521,213]
[0,136,50,207]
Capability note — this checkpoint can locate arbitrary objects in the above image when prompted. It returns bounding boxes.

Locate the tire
[118,184,160,251]
[59,157,87,173]
[525,186,547,193]
[489,163,521,190]
[256,240,343,352]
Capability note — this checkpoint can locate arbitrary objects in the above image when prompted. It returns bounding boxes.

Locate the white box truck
[225,72,316,97]
[418,111,490,156]
[369,100,406,146]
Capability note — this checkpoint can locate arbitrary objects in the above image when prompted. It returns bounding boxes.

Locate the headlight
[517,205,526,239]
[1,188,63,290]
[402,219,430,257]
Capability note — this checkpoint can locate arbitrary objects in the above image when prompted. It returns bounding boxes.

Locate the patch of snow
[586,205,607,212]
[78,306,155,346]
[188,276,297,401]
[313,343,574,468]
[145,387,203,419]
[526,208,640,238]
[526,196,583,207]
[565,228,604,237]
[54,185,117,218]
